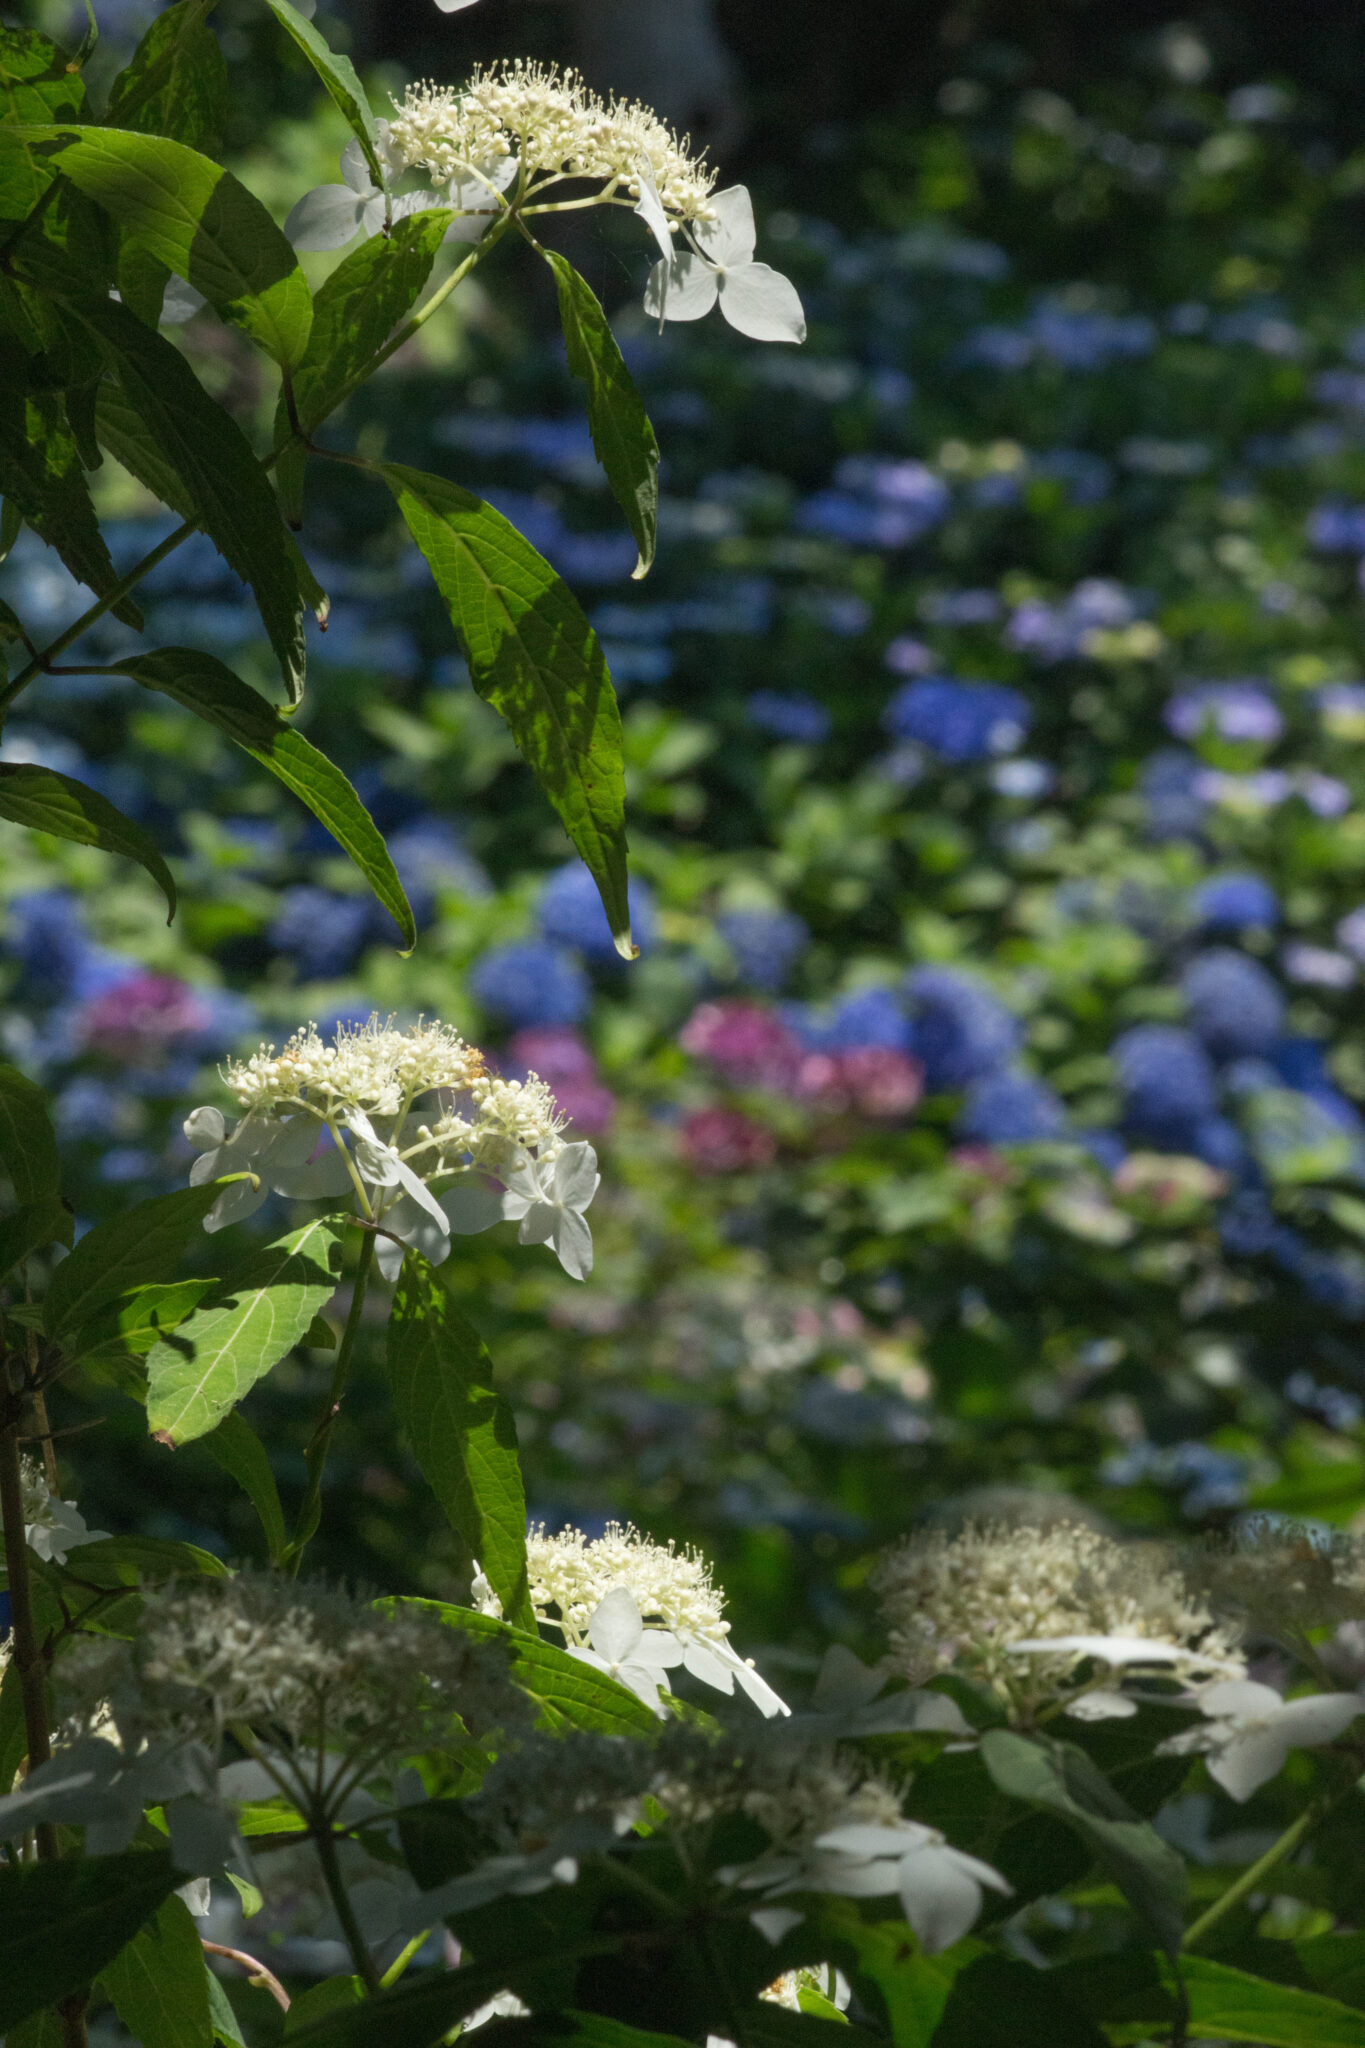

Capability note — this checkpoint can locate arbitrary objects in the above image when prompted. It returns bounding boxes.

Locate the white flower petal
[183,1106,225,1152]
[284,184,366,251]
[1066,1690,1139,1721]
[378,1188,450,1269]
[906,1692,973,1736]
[204,1179,267,1233]
[549,1207,594,1281]
[645,251,719,325]
[707,1637,790,1717]
[374,1230,408,1285]
[391,1155,454,1231]
[339,137,377,197]
[811,1644,887,1714]
[553,1141,600,1213]
[270,1147,356,1199]
[682,1638,735,1692]
[441,1179,507,1235]
[355,1134,402,1187]
[718,263,807,345]
[750,1906,804,1945]
[695,184,757,268]
[816,1823,929,1857]
[588,1588,645,1663]
[500,1148,545,1206]
[516,1201,559,1248]
[1008,1635,1189,1667]
[1199,1679,1284,1720]
[433,0,483,12]
[1208,1728,1291,1802]
[632,1627,685,1669]
[1272,1693,1364,1747]
[896,1847,985,1956]
[632,154,674,264]
[360,191,389,237]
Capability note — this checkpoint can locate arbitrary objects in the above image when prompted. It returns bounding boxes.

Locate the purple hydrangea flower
[882,678,1030,762]
[716,909,809,992]
[1192,874,1280,931]
[745,692,831,743]
[958,1069,1066,1144]
[269,887,374,981]
[1182,949,1285,1060]
[471,942,591,1027]
[1164,683,1283,747]
[903,968,1021,1092]
[1112,1024,1217,1147]
[825,987,913,1054]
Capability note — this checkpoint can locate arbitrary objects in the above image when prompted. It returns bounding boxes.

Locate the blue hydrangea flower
[1181,949,1286,1060]
[1140,750,1206,840]
[958,1069,1066,1144]
[6,892,92,1003]
[745,692,831,743]
[825,987,913,1053]
[537,864,655,964]
[1112,1024,1217,1146]
[903,968,1021,1092]
[882,679,1031,762]
[471,942,591,1027]
[716,909,809,992]
[1219,1187,1279,1257]
[385,818,489,929]
[1192,873,1280,931]
[269,887,374,982]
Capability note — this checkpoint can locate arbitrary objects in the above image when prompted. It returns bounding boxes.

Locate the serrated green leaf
[43,1183,223,1340]
[146,1217,345,1445]
[0,357,143,627]
[382,463,631,953]
[0,1197,71,1276]
[0,29,83,218]
[980,1729,1187,1956]
[202,1408,288,1564]
[116,236,173,327]
[386,1263,533,1628]
[0,1061,60,1207]
[1056,1949,1365,2047]
[76,297,307,698]
[106,0,227,150]
[546,253,659,578]
[260,0,384,189]
[804,1901,973,2045]
[110,647,414,944]
[0,762,176,917]
[98,1892,215,2048]
[391,1600,659,1736]
[14,125,312,368]
[0,1847,182,2031]
[56,1533,228,1591]
[284,1978,365,2035]
[288,210,454,435]
[65,1277,215,1371]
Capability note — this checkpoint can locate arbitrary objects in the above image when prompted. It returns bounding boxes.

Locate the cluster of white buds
[506,1520,789,1717]
[184,1014,599,1281]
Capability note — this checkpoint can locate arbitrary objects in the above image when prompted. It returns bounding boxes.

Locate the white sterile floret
[527,1521,789,1717]
[566,1587,684,1714]
[387,62,718,224]
[644,185,806,344]
[4,1456,107,1564]
[500,1141,600,1282]
[285,124,516,252]
[1158,1678,1365,1801]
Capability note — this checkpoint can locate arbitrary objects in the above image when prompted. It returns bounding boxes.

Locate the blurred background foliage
[10,0,1365,1673]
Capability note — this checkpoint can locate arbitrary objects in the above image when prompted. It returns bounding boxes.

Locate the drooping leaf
[54,1533,228,1592]
[0,762,176,918]
[0,1847,182,2031]
[106,0,228,150]
[43,1183,224,1340]
[14,125,312,368]
[928,1953,1108,2048]
[286,209,454,437]
[145,1217,345,1445]
[386,1264,533,1628]
[0,1197,72,1277]
[284,1978,366,2035]
[110,647,414,944]
[98,1893,215,2048]
[202,1408,289,1565]
[0,29,83,218]
[76,296,308,698]
[980,1729,1187,1957]
[259,0,385,190]
[0,357,143,627]
[116,237,174,327]
[0,1060,61,1206]
[382,463,631,953]
[206,1971,247,2048]
[389,1599,659,1737]
[1055,1949,1365,2048]
[546,253,659,578]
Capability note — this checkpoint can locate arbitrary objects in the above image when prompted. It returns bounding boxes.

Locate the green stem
[380,1928,431,1989]
[0,1414,54,1790]
[312,1823,382,1995]
[285,1230,375,1576]
[1181,1796,1332,1951]
[1,520,193,709]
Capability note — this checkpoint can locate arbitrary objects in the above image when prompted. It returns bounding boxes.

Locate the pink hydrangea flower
[679,1106,777,1174]
[679,1001,803,1090]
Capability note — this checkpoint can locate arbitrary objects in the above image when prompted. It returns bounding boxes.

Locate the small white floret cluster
[3,1455,107,1565]
[184,1013,599,1281]
[511,1520,789,1717]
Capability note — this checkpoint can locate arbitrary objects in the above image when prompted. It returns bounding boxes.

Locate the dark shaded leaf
[260,0,385,189]
[929,1954,1108,2048]
[110,647,414,944]
[546,253,659,578]
[0,1847,182,2031]
[43,1183,223,1340]
[0,762,175,917]
[386,1263,533,1628]
[390,1600,659,1736]
[0,358,142,627]
[0,1060,60,1206]
[98,1893,215,2048]
[202,1408,289,1565]
[804,1901,972,2045]
[1055,1949,1365,2047]
[382,463,631,952]
[281,1956,609,2048]
[106,0,227,150]
[286,209,454,437]
[0,1197,71,1276]
[0,28,83,218]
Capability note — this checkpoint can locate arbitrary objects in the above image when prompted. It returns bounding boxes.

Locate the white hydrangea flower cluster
[519,1520,789,1717]
[183,1014,599,1282]
[872,1521,1244,1720]
[3,1455,107,1564]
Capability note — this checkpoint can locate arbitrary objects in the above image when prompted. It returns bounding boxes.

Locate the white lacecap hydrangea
[183,1013,599,1281]
[514,1520,789,1716]
[1,1455,107,1564]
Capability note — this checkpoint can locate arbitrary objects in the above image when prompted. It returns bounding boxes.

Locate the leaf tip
[613,928,639,962]
[630,554,651,581]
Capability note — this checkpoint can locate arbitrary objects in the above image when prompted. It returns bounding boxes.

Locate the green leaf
[281,1955,609,2048]
[0,1846,181,2031]
[116,237,173,327]
[17,126,312,369]
[546,253,659,578]
[202,1408,288,1564]
[488,2019,699,2048]
[980,1728,1187,1956]
[0,1197,71,1276]
[284,1978,365,2034]
[145,1217,346,1445]
[734,2010,879,2048]
[65,1277,215,1372]
[386,1263,533,1628]
[98,1893,215,2048]
[804,1901,973,2045]
[206,1970,248,2048]
[0,1653,29,1792]
[4,2010,66,2048]
[77,297,308,699]
[55,1533,228,1591]
[283,209,454,442]
[0,362,143,628]
[929,1954,1108,2048]
[381,463,632,955]
[259,0,385,189]
[111,647,414,945]
[0,762,176,917]
[0,29,83,218]
[390,1600,659,1736]
[106,0,228,151]
[0,1061,60,1207]
[43,1183,224,1341]
[1056,1950,1365,2048]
